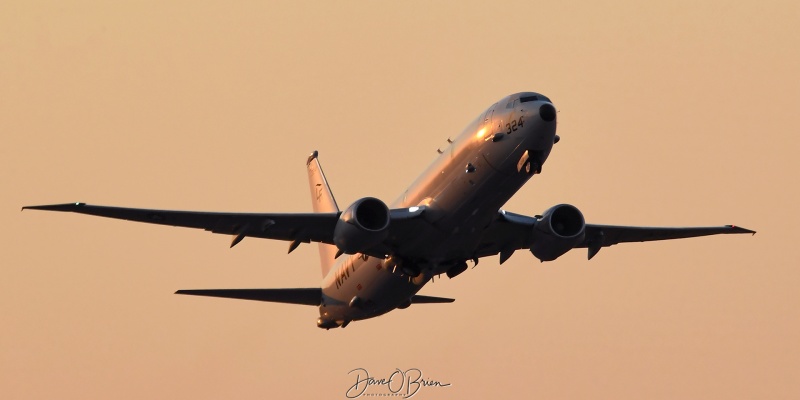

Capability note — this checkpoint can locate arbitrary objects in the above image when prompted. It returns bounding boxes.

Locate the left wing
[578,224,755,259]
[23,203,339,249]
[474,210,754,261]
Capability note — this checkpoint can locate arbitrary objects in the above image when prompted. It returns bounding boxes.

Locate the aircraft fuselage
[317,92,557,328]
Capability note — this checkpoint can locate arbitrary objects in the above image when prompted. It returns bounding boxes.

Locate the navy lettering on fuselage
[335,254,361,289]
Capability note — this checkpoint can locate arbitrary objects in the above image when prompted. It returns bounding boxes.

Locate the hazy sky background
[2,1,798,398]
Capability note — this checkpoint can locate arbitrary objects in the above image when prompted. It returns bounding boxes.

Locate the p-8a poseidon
[24,92,754,329]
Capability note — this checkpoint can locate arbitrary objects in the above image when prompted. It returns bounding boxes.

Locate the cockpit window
[520,95,538,103]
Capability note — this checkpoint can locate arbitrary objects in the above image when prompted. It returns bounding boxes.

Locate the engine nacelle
[333,197,390,254]
[529,204,586,262]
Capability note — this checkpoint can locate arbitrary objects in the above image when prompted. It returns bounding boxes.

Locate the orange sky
[2,1,799,399]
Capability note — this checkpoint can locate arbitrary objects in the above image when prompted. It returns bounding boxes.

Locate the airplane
[24,92,755,329]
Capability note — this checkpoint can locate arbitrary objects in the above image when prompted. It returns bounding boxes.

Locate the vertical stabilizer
[307,151,340,277]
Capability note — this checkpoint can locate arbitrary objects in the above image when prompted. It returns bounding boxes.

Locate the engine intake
[333,197,390,254]
[529,204,586,261]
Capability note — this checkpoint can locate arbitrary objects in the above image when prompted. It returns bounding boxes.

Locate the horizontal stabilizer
[175,288,321,306]
[411,295,455,304]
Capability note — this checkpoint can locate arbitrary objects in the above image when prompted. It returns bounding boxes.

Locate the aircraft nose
[539,102,556,122]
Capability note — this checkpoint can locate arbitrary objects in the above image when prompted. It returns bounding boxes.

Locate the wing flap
[175,288,321,306]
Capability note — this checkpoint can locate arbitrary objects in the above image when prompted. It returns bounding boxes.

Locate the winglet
[306,150,319,166]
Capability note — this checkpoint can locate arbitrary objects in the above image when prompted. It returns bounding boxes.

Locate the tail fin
[307,151,340,277]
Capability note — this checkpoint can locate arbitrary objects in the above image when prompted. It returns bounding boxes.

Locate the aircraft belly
[421,154,531,260]
[445,187,530,258]
[319,256,428,322]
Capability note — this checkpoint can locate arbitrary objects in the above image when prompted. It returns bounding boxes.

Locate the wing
[578,223,755,259]
[474,210,755,261]
[23,202,339,249]
[22,202,430,256]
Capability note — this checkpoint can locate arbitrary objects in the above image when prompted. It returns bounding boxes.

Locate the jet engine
[333,197,390,254]
[529,204,586,261]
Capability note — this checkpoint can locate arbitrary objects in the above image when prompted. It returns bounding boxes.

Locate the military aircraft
[24,92,754,329]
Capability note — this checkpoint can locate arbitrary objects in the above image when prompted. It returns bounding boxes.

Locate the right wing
[22,202,430,257]
[22,203,339,249]
[578,224,755,259]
